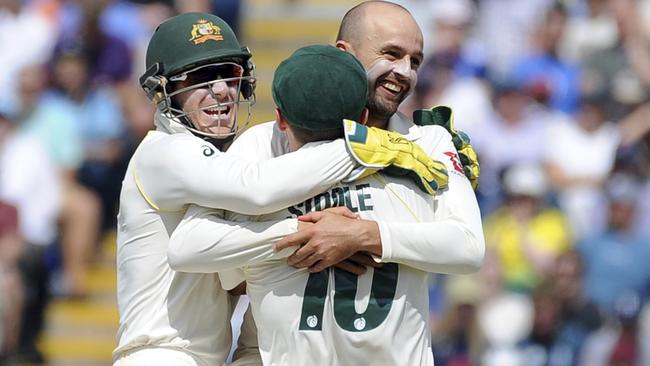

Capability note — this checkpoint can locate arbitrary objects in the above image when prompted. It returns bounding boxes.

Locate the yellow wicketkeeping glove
[413,105,480,190]
[342,119,448,195]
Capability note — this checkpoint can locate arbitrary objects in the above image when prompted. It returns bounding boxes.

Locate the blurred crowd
[0,0,239,363]
[0,0,650,365]
[403,0,650,365]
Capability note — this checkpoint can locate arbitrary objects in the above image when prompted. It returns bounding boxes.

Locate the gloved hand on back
[342,119,448,196]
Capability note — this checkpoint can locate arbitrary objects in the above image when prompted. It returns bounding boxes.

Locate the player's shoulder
[411,125,469,180]
[391,111,452,143]
[240,121,276,137]
[411,124,454,157]
[135,131,222,170]
[232,121,287,159]
[416,124,453,142]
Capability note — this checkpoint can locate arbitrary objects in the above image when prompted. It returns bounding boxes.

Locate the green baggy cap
[272,45,368,131]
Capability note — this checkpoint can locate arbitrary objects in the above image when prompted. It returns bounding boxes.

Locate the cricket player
[271,0,482,274]
[169,45,484,365]
[113,12,446,366]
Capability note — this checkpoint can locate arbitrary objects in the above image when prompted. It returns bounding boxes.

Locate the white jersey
[114,111,359,365]
[169,113,485,365]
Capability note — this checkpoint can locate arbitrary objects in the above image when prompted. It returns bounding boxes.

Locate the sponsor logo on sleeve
[444,151,465,175]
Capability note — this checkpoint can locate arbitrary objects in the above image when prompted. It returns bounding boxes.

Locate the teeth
[205,106,229,115]
[382,82,402,93]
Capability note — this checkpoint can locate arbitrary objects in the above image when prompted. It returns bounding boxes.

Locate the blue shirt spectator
[577,175,650,315]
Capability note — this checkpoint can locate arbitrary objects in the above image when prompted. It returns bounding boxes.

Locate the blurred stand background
[1,0,650,365]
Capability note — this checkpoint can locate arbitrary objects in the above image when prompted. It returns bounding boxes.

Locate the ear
[335,40,353,53]
[359,108,369,125]
[275,108,289,131]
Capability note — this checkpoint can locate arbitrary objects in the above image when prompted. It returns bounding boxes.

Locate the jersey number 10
[298,263,398,332]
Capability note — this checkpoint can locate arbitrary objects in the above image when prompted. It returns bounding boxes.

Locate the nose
[210,80,230,100]
[392,57,411,78]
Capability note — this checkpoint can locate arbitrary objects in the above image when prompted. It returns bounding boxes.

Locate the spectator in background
[544,87,650,241]
[0,0,58,112]
[559,0,618,63]
[484,163,572,292]
[15,64,102,298]
[511,1,581,115]
[432,275,485,366]
[582,0,650,122]
[54,0,132,86]
[48,47,128,233]
[471,77,552,214]
[579,291,647,366]
[0,202,24,363]
[543,90,620,241]
[518,282,564,366]
[549,251,602,365]
[118,82,156,145]
[518,251,601,365]
[629,134,650,237]
[400,0,491,138]
[577,174,650,317]
[474,0,554,76]
[209,0,241,37]
[98,0,175,85]
[0,111,61,364]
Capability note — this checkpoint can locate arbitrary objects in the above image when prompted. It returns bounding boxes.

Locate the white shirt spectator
[0,131,61,246]
[543,118,620,240]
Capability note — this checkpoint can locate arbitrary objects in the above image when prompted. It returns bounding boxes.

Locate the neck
[366,113,390,129]
[208,136,234,151]
[288,139,304,152]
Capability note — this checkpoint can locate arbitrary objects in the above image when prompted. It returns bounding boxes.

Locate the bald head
[336,1,414,45]
[335,1,423,128]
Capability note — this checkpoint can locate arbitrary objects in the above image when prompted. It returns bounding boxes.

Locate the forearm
[140,136,355,214]
[378,174,485,274]
[377,220,484,274]
[619,101,650,146]
[351,220,383,256]
[209,140,356,214]
[168,205,298,273]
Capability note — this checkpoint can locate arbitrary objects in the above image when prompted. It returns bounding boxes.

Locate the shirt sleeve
[135,132,356,214]
[377,126,485,274]
[168,204,298,273]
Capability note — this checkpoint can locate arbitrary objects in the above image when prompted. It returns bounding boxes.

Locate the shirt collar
[153,109,193,135]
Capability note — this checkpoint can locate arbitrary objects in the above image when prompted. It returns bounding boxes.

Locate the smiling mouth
[377,79,407,98]
[203,105,231,119]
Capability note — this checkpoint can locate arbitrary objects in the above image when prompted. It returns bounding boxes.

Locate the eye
[411,57,422,70]
[382,50,400,61]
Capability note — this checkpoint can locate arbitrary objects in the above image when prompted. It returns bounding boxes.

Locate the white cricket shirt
[113,111,358,365]
[169,114,484,365]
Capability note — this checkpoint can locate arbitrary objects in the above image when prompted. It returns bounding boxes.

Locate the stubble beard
[367,90,401,125]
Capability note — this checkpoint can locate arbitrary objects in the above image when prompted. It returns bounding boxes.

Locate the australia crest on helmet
[189,19,223,44]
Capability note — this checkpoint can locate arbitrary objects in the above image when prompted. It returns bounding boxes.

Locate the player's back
[228,173,437,366]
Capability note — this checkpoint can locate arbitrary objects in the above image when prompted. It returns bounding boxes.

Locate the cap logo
[189,19,223,44]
